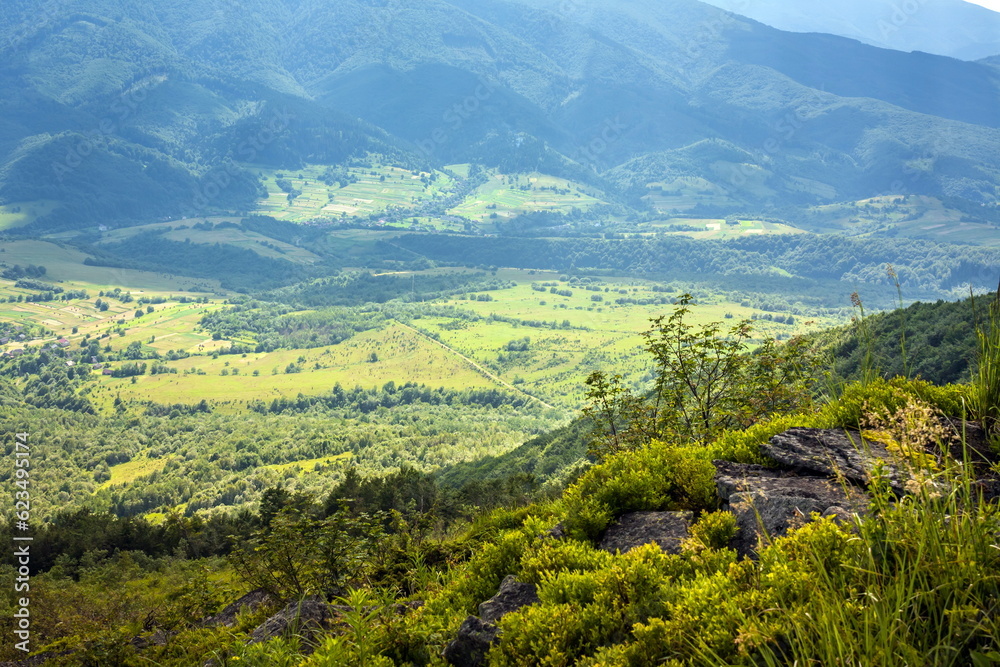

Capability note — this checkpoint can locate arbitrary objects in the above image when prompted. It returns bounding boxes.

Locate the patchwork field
[448,172,606,223]
[642,177,741,213]
[87,322,504,410]
[253,163,456,222]
[802,195,1000,246]
[0,239,844,415]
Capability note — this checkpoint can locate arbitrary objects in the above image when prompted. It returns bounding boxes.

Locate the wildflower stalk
[851,291,878,385]
[887,264,908,379]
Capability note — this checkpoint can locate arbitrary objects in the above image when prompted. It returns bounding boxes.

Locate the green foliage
[561,442,717,541]
[585,296,818,454]
[819,376,969,428]
[305,589,395,667]
[685,511,738,552]
[971,290,1000,441]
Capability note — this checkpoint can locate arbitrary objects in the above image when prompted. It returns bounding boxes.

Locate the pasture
[253,163,455,222]
[448,172,606,222]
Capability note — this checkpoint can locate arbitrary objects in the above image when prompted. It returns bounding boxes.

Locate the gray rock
[249,596,332,648]
[478,575,540,624]
[443,616,501,667]
[821,505,852,523]
[714,461,866,557]
[763,428,907,494]
[443,576,540,665]
[202,588,275,628]
[599,511,693,555]
[544,522,566,539]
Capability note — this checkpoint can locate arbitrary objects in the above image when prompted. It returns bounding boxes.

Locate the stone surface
[544,522,566,539]
[763,428,907,493]
[249,596,333,647]
[599,511,693,555]
[203,588,275,628]
[443,576,540,665]
[714,460,866,557]
[443,616,501,667]
[478,575,540,624]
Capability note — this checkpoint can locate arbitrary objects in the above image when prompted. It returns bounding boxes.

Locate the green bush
[561,442,717,541]
[685,511,738,552]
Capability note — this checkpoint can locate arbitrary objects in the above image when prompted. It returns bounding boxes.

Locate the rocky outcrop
[599,511,693,555]
[714,460,867,557]
[202,588,276,628]
[763,428,906,493]
[249,596,333,648]
[442,616,502,666]
[478,575,541,623]
[443,576,540,666]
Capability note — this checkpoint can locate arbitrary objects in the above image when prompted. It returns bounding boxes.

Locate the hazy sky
[965,0,1000,11]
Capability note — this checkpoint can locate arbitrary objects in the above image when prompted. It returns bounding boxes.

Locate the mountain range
[1,0,999,230]
[698,0,1000,61]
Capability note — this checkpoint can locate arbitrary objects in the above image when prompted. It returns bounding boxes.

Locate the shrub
[562,443,717,541]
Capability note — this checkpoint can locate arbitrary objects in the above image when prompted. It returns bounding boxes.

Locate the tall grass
[746,432,1000,667]
[690,412,1000,667]
[888,264,909,379]
[971,285,1000,444]
[851,291,879,386]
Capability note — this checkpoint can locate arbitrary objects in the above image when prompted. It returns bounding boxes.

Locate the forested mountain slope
[698,0,1000,61]
[1,0,999,229]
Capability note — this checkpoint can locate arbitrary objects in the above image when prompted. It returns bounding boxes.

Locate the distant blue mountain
[698,0,1000,61]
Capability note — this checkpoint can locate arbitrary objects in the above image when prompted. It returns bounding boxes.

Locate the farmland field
[252,163,456,222]
[0,251,841,414]
[448,172,607,223]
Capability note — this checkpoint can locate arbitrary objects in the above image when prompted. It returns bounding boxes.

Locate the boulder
[443,616,501,667]
[249,596,333,648]
[714,461,866,557]
[763,428,907,494]
[202,588,275,628]
[599,511,693,555]
[443,576,540,666]
[478,575,540,624]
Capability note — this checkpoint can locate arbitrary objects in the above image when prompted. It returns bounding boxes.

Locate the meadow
[447,172,607,223]
[0,244,840,414]
[253,163,456,222]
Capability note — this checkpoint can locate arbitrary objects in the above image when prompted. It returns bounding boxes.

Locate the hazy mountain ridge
[698,0,1000,61]
[1,0,998,229]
